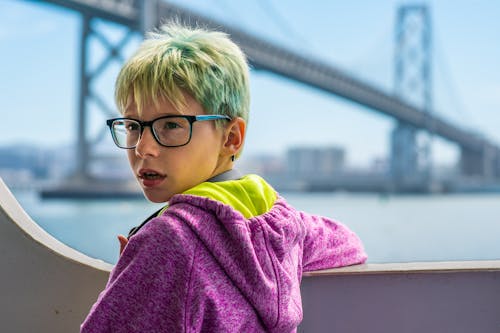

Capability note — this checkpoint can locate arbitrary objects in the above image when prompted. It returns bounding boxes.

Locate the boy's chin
[142,190,171,203]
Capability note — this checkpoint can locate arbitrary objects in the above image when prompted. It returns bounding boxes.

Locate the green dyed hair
[115,22,250,125]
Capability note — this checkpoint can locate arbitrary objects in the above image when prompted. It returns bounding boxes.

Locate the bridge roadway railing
[33,0,499,156]
[1,178,499,332]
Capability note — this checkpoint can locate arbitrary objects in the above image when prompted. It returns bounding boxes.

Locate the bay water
[11,190,500,265]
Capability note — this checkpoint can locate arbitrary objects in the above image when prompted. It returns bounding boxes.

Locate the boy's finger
[118,235,129,255]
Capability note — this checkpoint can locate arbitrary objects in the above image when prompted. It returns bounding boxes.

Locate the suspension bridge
[24,0,500,193]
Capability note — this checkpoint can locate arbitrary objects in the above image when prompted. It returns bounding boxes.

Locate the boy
[81,23,366,333]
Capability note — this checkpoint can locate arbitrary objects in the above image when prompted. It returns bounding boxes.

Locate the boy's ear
[222,117,246,156]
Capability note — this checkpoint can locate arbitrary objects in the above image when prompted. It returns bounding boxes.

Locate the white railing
[0,178,111,333]
[300,261,500,332]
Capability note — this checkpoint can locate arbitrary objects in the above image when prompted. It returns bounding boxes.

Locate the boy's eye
[164,121,181,129]
[126,122,140,132]
[157,117,188,130]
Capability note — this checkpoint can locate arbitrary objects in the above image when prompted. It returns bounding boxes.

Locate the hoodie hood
[183,174,277,218]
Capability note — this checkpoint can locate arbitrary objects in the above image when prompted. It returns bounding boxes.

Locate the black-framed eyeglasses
[106,114,231,149]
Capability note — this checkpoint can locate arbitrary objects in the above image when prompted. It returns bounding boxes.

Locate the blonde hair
[115,22,250,125]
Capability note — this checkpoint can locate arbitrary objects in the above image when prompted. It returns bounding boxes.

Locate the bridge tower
[391,5,433,191]
[73,8,139,183]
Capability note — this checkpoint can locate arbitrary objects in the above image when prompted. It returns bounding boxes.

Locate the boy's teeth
[144,172,160,179]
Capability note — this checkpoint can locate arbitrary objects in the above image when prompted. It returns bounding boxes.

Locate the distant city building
[0,145,50,178]
[238,153,284,177]
[0,144,76,189]
[286,146,345,178]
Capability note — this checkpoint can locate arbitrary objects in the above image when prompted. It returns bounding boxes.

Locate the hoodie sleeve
[80,216,197,333]
[300,211,367,272]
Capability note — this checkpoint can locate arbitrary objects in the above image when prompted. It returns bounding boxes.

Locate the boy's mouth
[138,169,166,185]
[142,172,162,180]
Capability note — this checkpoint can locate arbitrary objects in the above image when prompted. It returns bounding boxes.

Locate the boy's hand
[118,235,129,255]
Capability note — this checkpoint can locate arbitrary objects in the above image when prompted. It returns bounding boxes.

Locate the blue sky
[1,0,499,168]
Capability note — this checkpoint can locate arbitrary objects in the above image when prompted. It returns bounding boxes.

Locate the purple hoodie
[81,194,366,332]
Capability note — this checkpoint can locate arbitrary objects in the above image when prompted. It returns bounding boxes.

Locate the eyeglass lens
[111,117,192,148]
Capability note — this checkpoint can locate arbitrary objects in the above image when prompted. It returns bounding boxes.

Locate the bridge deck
[34,0,498,154]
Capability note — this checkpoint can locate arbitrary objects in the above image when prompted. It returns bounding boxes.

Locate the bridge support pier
[390,5,433,193]
[75,14,137,181]
[390,123,418,189]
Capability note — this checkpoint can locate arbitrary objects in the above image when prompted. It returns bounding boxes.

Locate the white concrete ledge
[0,178,113,272]
[300,261,500,332]
[304,259,500,276]
[0,178,112,333]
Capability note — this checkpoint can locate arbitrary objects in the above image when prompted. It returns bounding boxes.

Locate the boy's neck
[206,169,242,182]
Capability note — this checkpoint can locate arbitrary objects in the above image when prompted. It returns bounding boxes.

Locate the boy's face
[124,93,229,203]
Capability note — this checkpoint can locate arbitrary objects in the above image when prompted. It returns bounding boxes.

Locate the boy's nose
[135,127,160,158]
